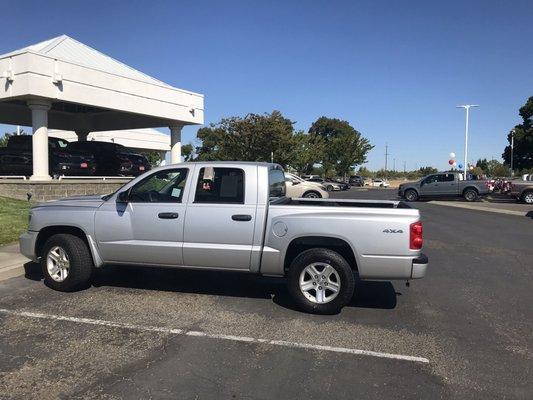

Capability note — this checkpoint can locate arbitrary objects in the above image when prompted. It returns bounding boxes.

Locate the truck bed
[272,197,410,209]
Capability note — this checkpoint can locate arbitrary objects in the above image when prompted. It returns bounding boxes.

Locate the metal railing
[57,175,135,181]
[0,175,27,180]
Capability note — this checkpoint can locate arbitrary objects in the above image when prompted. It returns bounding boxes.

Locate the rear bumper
[19,231,38,261]
[411,253,428,279]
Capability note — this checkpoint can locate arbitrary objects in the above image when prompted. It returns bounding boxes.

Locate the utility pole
[510,129,515,177]
[403,161,406,174]
[384,143,389,171]
[456,104,479,178]
[393,158,396,172]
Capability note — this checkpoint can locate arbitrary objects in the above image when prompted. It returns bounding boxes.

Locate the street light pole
[510,129,515,177]
[457,104,479,178]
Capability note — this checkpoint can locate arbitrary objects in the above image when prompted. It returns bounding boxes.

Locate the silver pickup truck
[20,162,428,314]
[398,171,490,202]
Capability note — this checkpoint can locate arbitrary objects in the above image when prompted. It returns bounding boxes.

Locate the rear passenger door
[183,165,257,270]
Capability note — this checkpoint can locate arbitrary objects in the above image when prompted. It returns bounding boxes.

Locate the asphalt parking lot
[0,188,532,399]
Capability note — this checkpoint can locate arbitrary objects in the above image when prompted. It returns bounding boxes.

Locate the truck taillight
[410,221,423,250]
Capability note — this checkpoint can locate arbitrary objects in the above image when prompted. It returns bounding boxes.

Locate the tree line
[183,111,373,177]
[502,96,533,174]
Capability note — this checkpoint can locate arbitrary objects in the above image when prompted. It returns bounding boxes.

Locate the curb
[428,201,529,217]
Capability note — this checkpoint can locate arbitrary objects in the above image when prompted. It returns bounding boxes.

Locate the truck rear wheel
[463,189,478,202]
[41,233,93,292]
[287,248,355,314]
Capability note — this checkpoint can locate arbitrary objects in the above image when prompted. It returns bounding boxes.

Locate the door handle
[158,212,179,219]
[232,214,252,221]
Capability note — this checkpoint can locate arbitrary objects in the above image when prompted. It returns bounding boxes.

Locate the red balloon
[448,159,454,165]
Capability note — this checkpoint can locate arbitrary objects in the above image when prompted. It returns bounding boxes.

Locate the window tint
[194,167,244,204]
[424,175,438,184]
[129,169,188,203]
[442,173,455,182]
[269,170,286,197]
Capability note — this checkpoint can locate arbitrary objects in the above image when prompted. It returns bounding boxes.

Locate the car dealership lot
[0,188,532,399]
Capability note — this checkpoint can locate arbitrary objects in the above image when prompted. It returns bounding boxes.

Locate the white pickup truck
[20,162,428,314]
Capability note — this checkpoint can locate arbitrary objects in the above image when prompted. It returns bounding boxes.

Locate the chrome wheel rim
[406,191,416,201]
[524,193,533,204]
[299,262,341,304]
[46,246,70,282]
[305,192,319,198]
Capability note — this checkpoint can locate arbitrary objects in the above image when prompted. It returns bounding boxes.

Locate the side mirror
[116,190,130,204]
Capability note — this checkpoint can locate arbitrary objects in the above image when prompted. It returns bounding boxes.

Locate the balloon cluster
[448,152,457,167]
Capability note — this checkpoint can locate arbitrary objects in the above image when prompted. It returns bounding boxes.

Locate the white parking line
[0,308,429,364]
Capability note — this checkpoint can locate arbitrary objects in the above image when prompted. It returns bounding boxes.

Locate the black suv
[66,141,151,176]
[0,135,96,177]
[349,175,364,187]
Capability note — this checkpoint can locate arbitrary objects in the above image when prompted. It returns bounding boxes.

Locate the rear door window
[194,167,245,204]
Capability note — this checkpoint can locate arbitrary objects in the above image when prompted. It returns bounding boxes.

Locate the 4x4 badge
[383,229,403,233]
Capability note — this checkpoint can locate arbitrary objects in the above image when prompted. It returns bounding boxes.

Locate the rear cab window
[269,169,286,198]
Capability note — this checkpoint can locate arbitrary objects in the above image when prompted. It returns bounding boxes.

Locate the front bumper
[411,253,428,279]
[19,231,39,261]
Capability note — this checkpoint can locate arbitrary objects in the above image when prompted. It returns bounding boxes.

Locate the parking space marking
[0,308,429,364]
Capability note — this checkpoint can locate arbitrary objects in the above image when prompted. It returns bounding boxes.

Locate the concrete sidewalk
[0,243,29,282]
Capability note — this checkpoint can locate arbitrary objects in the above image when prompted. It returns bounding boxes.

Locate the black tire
[404,189,419,202]
[522,191,533,204]
[41,233,93,292]
[287,248,355,314]
[303,191,321,199]
[326,185,333,192]
[463,188,478,202]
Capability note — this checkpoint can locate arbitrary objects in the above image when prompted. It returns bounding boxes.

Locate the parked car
[305,177,342,191]
[371,179,390,188]
[284,173,329,199]
[349,175,364,187]
[331,179,350,190]
[19,162,428,315]
[0,135,96,177]
[398,172,490,202]
[66,141,150,176]
[509,179,533,204]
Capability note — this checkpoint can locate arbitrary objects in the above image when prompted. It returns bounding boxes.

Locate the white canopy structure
[0,35,204,180]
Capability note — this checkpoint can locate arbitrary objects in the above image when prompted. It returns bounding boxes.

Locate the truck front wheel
[463,189,478,202]
[41,233,93,292]
[522,191,533,204]
[287,248,355,314]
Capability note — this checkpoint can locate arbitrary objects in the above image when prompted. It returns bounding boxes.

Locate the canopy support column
[28,100,52,181]
[169,124,183,164]
[76,130,89,141]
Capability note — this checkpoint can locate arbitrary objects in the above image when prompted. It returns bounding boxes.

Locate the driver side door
[95,168,190,266]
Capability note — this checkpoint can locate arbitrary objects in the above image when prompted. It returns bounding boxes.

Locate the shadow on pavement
[24,262,397,312]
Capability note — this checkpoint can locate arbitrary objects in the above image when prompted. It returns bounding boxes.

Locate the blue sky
[1,0,531,170]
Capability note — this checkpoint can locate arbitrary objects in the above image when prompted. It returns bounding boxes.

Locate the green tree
[0,133,11,147]
[476,158,489,172]
[503,96,533,171]
[195,111,296,168]
[308,117,373,176]
[417,166,438,176]
[357,166,372,178]
[290,131,324,174]
[181,143,195,161]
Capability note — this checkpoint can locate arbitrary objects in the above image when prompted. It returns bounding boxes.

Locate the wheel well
[463,186,479,194]
[36,226,89,258]
[284,236,358,274]
[522,190,533,198]
[303,190,321,197]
